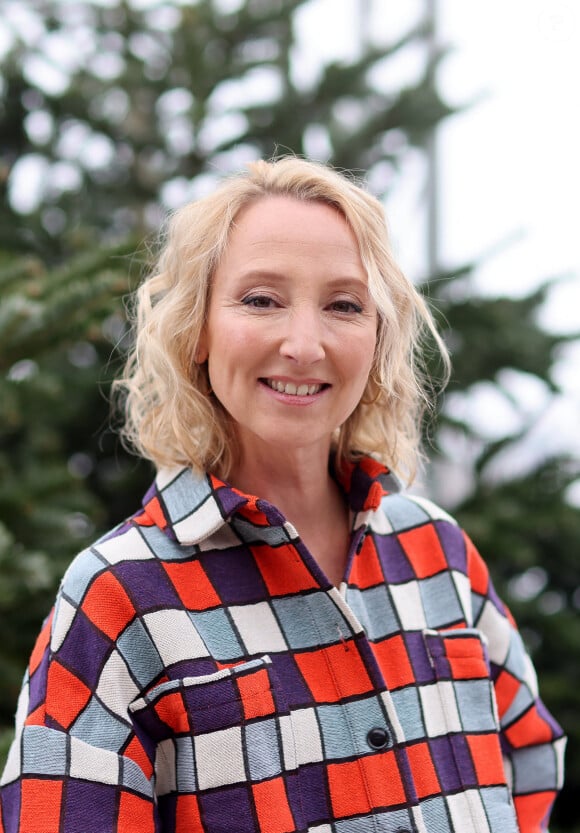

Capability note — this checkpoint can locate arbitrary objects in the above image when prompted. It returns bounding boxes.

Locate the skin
[197,196,378,585]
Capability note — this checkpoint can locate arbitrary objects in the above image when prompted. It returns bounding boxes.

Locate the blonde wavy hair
[115,156,449,484]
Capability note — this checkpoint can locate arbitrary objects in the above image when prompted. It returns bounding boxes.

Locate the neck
[228,442,350,587]
[228,442,335,509]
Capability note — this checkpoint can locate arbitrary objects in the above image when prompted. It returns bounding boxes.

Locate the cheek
[221,331,263,370]
[204,312,231,354]
[206,322,265,381]
[351,332,377,377]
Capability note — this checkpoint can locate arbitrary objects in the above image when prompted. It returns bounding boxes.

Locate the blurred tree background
[0,0,578,829]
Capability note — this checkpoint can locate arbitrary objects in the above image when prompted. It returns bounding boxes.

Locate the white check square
[389,581,428,631]
[292,707,324,765]
[143,609,209,664]
[195,726,246,789]
[229,602,287,654]
[69,736,120,785]
[447,789,491,832]
[96,650,139,717]
[419,681,462,737]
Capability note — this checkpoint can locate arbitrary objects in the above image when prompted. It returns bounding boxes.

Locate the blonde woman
[0,158,564,833]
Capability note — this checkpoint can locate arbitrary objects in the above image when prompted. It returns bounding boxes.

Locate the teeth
[266,379,322,396]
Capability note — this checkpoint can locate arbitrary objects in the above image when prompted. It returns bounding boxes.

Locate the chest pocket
[422,628,510,790]
[129,657,303,833]
[412,629,519,832]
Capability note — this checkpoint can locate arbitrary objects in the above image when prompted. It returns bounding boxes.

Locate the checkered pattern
[0,456,565,833]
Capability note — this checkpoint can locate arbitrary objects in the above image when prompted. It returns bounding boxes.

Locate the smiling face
[197,196,378,469]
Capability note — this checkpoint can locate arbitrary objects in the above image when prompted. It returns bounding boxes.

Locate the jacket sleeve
[464,532,566,833]
[0,551,158,833]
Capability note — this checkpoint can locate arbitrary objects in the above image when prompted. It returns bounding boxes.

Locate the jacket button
[366,726,389,750]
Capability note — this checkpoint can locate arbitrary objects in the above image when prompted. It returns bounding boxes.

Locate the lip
[259,377,330,401]
[262,376,328,386]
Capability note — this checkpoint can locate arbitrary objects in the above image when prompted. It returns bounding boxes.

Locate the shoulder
[373,491,474,577]
[56,514,172,618]
[379,490,458,531]
[61,521,147,582]
[51,516,179,656]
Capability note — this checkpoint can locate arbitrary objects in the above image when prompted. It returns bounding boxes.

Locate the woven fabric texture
[0,457,565,833]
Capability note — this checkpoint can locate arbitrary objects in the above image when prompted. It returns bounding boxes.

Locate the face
[197,196,377,467]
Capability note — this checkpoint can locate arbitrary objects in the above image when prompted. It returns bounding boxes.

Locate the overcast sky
[437,1,580,318]
[430,0,580,487]
[296,0,579,314]
[296,0,580,493]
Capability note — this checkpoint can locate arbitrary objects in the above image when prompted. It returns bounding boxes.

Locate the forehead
[219,196,364,270]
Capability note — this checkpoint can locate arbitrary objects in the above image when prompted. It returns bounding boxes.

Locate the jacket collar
[138,456,400,546]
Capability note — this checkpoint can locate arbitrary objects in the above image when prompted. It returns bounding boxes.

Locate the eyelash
[241,295,363,314]
[241,294,277,309]
[329,300,363,314]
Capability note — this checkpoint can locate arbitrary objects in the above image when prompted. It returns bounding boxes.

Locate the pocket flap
[129,656,282,740]
[423,628,491,681]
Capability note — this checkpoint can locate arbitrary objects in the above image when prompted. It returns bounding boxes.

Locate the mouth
[261,378,328,396]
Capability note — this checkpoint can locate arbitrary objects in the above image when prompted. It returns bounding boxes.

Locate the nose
[279,307,325,365]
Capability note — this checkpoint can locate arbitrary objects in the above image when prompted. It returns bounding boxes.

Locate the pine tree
[0,243,154,733]
[1,0,450,253]
[0,0,451,745]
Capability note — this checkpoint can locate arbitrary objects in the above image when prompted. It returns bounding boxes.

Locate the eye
[329,299,363,314]
[242,294,278,309]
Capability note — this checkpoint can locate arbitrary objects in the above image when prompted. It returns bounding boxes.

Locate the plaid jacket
[1,456,565,833]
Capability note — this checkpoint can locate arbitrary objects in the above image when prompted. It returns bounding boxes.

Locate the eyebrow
[233,269,370,288]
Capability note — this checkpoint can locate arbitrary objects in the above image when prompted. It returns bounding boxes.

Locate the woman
[0,157,565,833]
